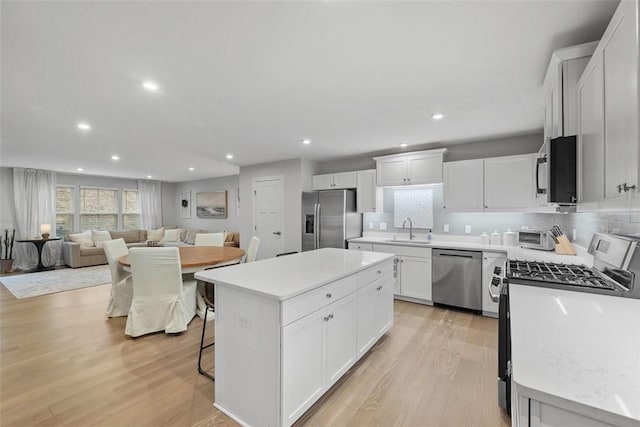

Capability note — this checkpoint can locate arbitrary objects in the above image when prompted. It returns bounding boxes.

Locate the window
[122,189,140,230]
[80,187,117,231]
[56,186,74,239]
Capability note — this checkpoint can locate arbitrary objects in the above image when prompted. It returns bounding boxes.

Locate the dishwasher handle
[433,249,482,259]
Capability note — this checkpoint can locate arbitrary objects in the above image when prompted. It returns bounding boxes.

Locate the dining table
[118,245,245,319]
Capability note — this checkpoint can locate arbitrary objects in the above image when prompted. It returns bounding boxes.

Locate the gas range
[502,233,640,298]
[507,260,616,291]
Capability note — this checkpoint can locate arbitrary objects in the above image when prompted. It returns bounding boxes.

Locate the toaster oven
[517,230,555,251]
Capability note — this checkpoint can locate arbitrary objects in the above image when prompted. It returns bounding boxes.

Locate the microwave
[518,230,555,251]
[536,136,577,205]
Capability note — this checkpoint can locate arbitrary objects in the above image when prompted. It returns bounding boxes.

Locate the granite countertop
[509,284,640,424]
[349,235,591,266]
[195,247,394,301]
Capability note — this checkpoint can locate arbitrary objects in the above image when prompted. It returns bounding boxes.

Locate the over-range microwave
[536,135,577,206]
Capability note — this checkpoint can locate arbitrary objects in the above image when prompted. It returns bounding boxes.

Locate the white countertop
[349,235,591,266]
[509,284,640,423]
[195,248,394,301]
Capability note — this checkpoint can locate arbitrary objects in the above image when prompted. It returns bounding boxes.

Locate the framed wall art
[180,190,191,219]
[196,191,227,218]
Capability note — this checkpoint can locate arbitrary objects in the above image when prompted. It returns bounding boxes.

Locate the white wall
[239,158,306,253]
[167,175,240,232]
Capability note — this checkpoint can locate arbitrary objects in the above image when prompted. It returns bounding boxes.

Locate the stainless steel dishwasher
[432,248,482,311]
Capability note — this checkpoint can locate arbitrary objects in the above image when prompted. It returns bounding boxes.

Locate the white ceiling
[0,0,618,182]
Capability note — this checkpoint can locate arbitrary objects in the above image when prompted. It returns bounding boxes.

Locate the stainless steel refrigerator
[302,190,362,251]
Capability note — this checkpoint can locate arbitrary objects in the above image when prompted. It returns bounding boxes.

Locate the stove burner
[507,260,616,290]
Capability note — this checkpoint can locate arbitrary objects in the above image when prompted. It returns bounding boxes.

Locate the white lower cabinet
[372,244,432,304]
[514,393,615,427]
[348,242,373,251]
[356,273,394,358]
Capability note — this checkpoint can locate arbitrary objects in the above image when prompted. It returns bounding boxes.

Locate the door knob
[272,231,282,236]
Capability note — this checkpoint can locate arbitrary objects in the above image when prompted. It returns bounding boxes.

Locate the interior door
[253,176,284,259]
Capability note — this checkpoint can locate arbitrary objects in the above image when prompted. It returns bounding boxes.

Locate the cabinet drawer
[373,244,432,258]
[349,242,373,251]
[357,260,393,288]
[282,274,357,325]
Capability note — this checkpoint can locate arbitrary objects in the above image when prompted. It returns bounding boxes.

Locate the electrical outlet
[443,224,449,233]
[465,225,472,234]
[369,222,374,230]
[380,222,387,231]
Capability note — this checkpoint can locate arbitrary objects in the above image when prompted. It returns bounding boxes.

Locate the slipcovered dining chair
[102,238,133,317]
[194,232,225,247]
[125,247,197,337]
[245,236,260,263]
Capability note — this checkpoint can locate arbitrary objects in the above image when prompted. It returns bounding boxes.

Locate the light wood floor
[0,282,510,427]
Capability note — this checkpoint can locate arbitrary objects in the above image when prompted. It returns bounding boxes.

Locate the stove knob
[491,277,501,286]
[493,267,502,276]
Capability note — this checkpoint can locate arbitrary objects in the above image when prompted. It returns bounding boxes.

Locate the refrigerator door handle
[314,203,320,249]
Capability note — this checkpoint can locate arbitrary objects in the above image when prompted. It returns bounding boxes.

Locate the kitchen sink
[385,238,432,245]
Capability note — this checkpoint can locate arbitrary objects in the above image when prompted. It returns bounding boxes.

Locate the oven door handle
[488,278,501,303]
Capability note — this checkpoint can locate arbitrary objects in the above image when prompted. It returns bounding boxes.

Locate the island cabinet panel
[200,250,395,427]
[356,273,394,358]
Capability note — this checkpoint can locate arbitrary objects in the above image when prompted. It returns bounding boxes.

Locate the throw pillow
[91,230,112,248]
[69,230,94,248]
[147,227,165,242]
[162,228,182,242]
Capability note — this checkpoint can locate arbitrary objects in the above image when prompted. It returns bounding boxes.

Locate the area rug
[0,265,111,299]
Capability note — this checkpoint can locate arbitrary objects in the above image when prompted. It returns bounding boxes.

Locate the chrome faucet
[402,217,415,240]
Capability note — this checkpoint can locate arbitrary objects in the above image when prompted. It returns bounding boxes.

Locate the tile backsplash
[363,185,640,247]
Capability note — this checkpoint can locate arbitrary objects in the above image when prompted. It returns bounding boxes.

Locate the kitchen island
[509,284,640,426]
[195,248,395,427]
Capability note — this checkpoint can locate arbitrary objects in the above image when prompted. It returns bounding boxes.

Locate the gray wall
[239,158,306,254]
[0,168,15,230]
[166,175,240,233]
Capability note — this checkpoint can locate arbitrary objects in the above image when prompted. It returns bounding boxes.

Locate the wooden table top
[118,246,245,268]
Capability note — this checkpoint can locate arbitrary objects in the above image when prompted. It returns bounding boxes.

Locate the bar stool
[197,291,216,382]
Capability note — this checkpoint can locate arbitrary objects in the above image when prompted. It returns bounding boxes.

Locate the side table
[17,237,62,272]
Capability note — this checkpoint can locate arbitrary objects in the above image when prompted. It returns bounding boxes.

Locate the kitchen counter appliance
[432,249,482,311]
[302,190,362,251]
[517,229,555,251]
[491,233,640,415]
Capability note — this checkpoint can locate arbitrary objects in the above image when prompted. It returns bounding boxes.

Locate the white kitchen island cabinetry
[195,248,395,427]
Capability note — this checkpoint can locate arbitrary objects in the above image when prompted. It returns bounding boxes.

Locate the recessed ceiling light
[431,113,444,120]
[188,167,195,171]
[302,139,311,145]
[399,142,408,147]
[77,167,84,172]
[111,155,120,161]
[147,175,152,179]
[142,80,159,91]
[77,122,91,131]
[226,154,233,160]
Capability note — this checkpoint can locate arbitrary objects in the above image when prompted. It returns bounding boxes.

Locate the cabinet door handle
[326,293,332,298]
[623,183,637,192]
[329,314,334,320]
[376,285,383,291]
[376,270,382,274]
[618,184,624,193]
[323,316,330,321]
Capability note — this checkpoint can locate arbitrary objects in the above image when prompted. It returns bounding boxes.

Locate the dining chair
[245,236,260,263]
[194,232,225,247]
[102,238,133,317]
[125,247,197,337]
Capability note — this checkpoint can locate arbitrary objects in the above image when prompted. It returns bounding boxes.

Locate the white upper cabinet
[443,159,484,212]
[577,0,639,210]
[543,42,597,141]
[443,155,536,213]
[484,154,536,212]
[356,169,377,213]
[312,171,357,190]
[374,149,446,186]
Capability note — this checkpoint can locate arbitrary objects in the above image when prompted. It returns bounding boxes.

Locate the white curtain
[138,180,162,229]
[12,168,61,270]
